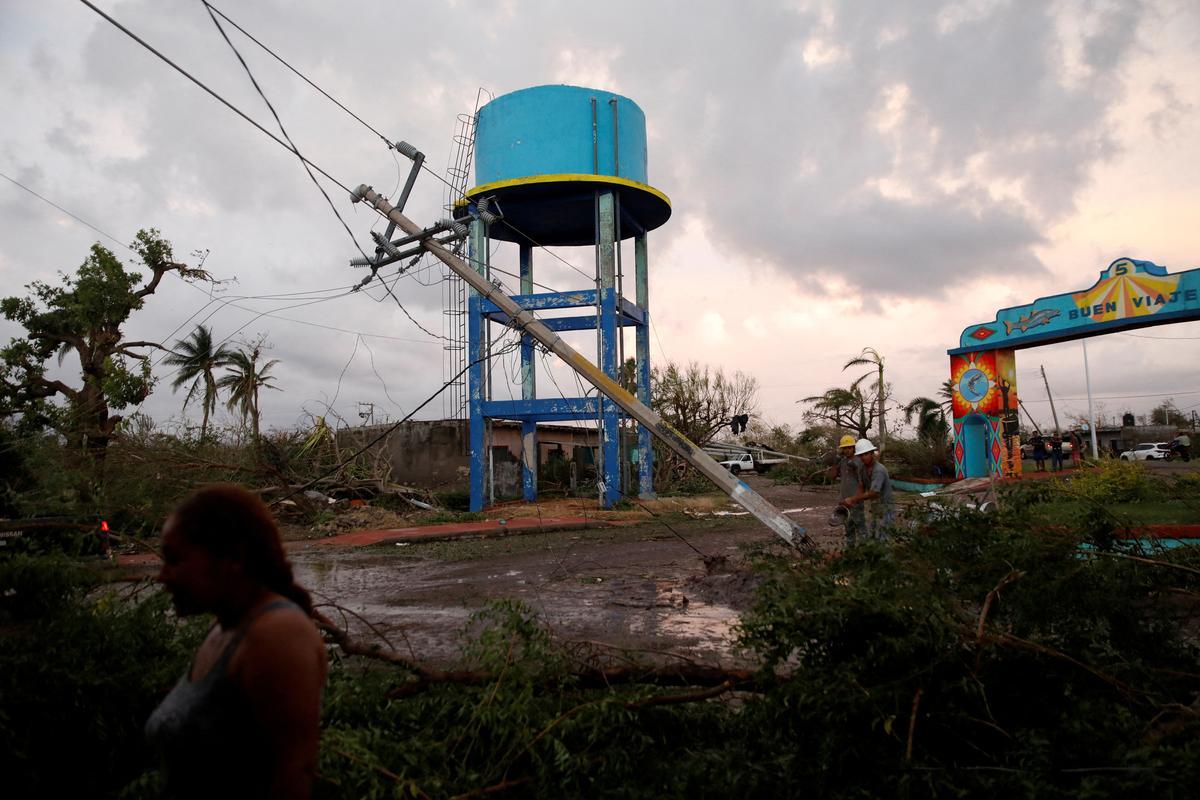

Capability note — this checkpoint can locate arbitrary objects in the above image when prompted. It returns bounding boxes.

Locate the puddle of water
[290,549,745,664]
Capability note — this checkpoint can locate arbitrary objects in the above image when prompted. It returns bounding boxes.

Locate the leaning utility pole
[1040,365,1061,435]
[352,185,809,548]
[1017,399,1042,436]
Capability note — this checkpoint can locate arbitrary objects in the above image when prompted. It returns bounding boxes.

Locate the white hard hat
[854,438,877,456]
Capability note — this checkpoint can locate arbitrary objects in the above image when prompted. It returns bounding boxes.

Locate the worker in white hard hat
[826,434,865,545]
[839,438,894,540]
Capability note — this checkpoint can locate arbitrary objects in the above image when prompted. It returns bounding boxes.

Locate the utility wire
[199,0,370,263]
[1,165,442,348]
[0,171,127,249]
[1119,331,1200,341]
[202,1,396,149]
[79,0,603,322]
[271,339,521,507]
[78,1,355,197]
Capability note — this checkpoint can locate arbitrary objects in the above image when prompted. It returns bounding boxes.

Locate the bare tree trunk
[877,364,886,456]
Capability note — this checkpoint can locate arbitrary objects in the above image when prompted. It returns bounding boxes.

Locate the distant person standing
[1050,434,1064,471]
[826,434,864,546]
[1069,430,1082,468]
[840,439,893,540]
[1031,432,1047,472]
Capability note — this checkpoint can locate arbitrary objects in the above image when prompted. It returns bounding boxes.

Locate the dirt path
[293,478,845,667]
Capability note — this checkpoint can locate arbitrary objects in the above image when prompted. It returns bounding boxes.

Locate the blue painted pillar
[468,218,488,511]
[597,191,621,507]
[519,243,538,502]
[634,233,654,498]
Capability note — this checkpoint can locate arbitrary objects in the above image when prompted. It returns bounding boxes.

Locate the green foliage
[767,460,811,484]
[0,552,92,620]
[1062,459,1158,504]
[162,325,233,439]
[734,505,1200,797]
[311,507,1200,798]
[435,489,472,511]
[1,230,210,460]
[886,435,955,478]
[654,465,717,496]
[1170,470,1200,498]
[0,554,205,797]
[217,338,280,441]
[4,493,1200,798]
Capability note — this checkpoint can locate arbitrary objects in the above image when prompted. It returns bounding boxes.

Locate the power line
[199,0,371,263]
[78,0,355,197]
[202,2,395,150]
[1119,331,1200,341]
[271,339,521,507]
[0,169,442,346]
[1018,388,1200,403]
[0,171,128,249]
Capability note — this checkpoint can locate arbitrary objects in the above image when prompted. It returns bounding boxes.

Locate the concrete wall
[335,420,600,494]
[337,420,471,490]
[1094,424,1186,456]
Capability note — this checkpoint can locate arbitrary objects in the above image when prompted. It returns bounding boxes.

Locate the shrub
[1065,459,1159,504]
[0,555,205,797]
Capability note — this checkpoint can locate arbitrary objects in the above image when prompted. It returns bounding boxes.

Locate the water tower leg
[597,191,621,507]
[519,243,538,502]
[468,218,488,512]
[634,234,654,498]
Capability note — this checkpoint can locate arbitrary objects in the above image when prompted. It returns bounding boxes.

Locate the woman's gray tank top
[145,598,297,799]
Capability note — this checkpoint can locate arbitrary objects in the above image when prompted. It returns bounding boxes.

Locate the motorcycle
[1167,442,1191,462]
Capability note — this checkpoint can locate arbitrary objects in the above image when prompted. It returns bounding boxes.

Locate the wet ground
[290,477,846,668]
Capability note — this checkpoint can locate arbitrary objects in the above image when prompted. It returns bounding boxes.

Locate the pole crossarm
[351,184,809,548]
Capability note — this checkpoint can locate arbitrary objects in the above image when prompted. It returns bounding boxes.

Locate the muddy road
[292,478,846,667]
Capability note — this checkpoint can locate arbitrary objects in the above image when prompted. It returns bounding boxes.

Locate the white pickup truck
[716,449,790,475]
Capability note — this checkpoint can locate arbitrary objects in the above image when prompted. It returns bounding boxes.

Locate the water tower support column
[519,243,538,501]
[597,191,622,507]
[468,218,489,511]
[634,234,654,498]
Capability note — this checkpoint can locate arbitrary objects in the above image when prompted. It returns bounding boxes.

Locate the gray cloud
[1,0,1195,431]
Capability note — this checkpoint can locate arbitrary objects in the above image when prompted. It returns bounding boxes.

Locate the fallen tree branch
[974,628,1139,698]
[1080,550,1200,579]
[625,679,734,709]
[975,569,1023,670]
[447,775,533,800]
[314,611,760,693]
[905,687,923,761]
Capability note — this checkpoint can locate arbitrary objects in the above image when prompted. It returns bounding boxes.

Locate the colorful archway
[949,258,1200,479]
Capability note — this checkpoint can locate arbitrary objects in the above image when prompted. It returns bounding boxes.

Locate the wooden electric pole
[1040,365,1061,435]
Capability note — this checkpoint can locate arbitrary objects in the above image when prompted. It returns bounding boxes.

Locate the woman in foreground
[146,484,327,799]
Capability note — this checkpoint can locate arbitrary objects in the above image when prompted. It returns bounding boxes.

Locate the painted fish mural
[955,258,1200,353]
[1003,308,1060,335]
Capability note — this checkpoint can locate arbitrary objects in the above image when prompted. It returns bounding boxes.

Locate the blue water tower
[463,85,671,510]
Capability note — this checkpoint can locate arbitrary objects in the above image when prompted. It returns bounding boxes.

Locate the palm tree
[903,396,948,446]
[800,385,876,440]
[218,341,279,443]
[938,379,955,416]
[843,348,887,454]
[163,325,231,439]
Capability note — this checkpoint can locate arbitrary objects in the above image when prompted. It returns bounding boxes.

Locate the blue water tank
[466,85,671,246]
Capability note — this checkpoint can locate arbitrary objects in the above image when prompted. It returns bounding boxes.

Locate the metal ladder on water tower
[440,97,485,419]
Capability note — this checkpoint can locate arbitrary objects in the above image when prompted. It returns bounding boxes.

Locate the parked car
[1119,442,1171,461]
[1020,438,1074,458]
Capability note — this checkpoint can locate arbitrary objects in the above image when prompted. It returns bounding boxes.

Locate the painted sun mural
[950,352,998,417]
[1071,258,1182,321]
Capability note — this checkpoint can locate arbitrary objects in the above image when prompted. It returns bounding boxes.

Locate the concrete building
[336,419,600,497]
[1095,422,1186,457]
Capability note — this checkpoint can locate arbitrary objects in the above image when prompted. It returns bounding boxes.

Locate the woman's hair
[170,483,314,616]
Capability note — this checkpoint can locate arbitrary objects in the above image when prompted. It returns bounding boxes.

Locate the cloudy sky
[3,0,1199,439]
